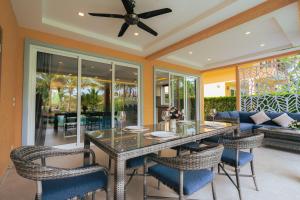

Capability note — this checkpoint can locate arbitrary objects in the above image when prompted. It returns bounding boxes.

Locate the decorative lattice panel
[239,56,300,113]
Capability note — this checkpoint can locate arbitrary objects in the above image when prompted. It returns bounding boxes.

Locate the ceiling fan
[89,0,172,37]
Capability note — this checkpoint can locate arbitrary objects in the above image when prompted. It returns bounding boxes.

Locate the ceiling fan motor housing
[125,14,139,25]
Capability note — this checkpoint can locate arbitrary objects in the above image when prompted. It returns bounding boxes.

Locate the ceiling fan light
[78,12,85,17]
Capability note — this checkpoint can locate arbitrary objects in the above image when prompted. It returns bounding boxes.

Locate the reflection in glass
[80,60,112,141]
[35,52,78,146]
[186,77,197,120]
[155,71,169,123]
[114,65,138,126]
[170,75,185,113]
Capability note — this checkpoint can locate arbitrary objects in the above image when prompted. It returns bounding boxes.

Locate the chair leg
[211,181,217,200]
[179,171,184,200]
[144,157,148,200]
[157,180,161,190]
[250,160,259,191]
[92,192,96,200]
[125,169,137,187]
[108,157,112,172]
[235,167,242,200]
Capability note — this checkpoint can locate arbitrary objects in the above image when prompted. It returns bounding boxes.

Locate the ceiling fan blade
[137,21,158,36]
[121,0,134,14]
[138,8,172,19]
[118,23,129,37]
[89,13,124,19]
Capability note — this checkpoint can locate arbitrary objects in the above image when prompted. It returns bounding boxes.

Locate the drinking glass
[118,111,126,130]
[116,111,126,151]
[209,109,217,122]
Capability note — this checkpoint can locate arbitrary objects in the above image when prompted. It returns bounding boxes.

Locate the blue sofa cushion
[42,170,107,200]
[287,113,300,122]
[204,135,220,143]
[148,164,213,196]
[239,112,257,123]
[216,112,230,119]
[228,111,240,119]
[263,112,283,126]
[126,153,156,169]
[240,123,255,132]
[253,124,281,129]
[221,149,253,167]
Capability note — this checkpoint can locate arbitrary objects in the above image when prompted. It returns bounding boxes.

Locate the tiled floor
[1,147,300,200]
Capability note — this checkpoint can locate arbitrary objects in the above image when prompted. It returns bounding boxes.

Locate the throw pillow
[250,111,271,125]
[272,113,295,128]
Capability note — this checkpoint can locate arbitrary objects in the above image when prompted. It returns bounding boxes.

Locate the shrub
[204,96,236,117]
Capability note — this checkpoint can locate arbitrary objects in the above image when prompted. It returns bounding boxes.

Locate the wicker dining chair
[10,146,109,200]
[108,153,156,187]
[218,133,264,200]
[143,144,224,200]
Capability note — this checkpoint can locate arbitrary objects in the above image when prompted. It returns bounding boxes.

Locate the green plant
[204,96,236,117]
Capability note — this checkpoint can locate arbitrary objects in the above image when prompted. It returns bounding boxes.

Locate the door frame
[22,40,142,148]
[153,68,201,123]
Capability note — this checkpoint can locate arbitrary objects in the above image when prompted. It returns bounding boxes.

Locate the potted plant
[167,107,183,129]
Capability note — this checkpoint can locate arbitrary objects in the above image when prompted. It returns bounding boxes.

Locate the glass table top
[85,121,236,153]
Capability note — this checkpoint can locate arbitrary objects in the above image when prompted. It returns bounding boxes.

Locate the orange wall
[201,66,236,84]
[0,0,19,176]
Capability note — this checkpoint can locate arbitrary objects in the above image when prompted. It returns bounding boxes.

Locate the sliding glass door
[25,45,141,147]
[154,69,199,123]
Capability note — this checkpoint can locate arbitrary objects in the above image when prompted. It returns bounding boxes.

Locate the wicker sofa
[215,111,300,133]
[214,111,300,152]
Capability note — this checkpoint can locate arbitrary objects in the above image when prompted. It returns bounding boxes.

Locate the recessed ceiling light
[68,73,72,76]
[245,31,251,35]
[188,51,193,55]
[207,58,212,61]
[134,32,139,36]
[116,78,120,81]
[58,61,63,65]
[78,12,85,17]
[260,43,265,47]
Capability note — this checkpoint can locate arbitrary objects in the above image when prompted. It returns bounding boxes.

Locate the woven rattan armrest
[147,145,224,171]
[21,146,97,164]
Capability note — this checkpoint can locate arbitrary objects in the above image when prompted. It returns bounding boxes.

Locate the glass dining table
[83,121,238,200]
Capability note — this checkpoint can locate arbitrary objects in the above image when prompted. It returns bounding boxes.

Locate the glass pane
[170,75,185,113]
[80,60,112,140]
[35,52,78,146]
[186,77,197,120]
[114,65,138,127]
[155,71,169,123]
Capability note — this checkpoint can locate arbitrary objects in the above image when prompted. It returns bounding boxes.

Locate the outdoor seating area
[1,0,300,200]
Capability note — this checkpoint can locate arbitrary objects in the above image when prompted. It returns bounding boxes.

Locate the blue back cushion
[238,112,257,123]
[215,112,230,119]
[263,112,283,126]
[228,111,239,119]
[287,113,300,121]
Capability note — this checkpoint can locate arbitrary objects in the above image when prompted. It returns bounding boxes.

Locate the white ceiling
[11,0,300,70]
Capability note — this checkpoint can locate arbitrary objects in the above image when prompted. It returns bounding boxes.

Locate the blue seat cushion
[253,124,279,129]
[221,149,253,167]
[42,170,107,200]
[240,123,255,132]
[126,153,156,169]
[148,164,213,196]
[203,135,220,143]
